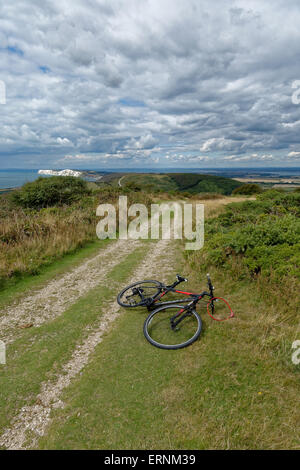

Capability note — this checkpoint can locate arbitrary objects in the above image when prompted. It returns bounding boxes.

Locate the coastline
[0,187,18,193]
[0,167,300,192]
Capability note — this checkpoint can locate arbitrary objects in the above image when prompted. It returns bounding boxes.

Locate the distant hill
[99,172,242,195]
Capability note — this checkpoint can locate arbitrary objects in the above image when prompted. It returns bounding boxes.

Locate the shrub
[11,176,91,209]
[196,191,300,280]
[232,183,263,195]
[123,181,142,192]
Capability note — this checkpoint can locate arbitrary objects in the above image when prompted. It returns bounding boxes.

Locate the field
[0,178,299,449]
[233,176,300,191]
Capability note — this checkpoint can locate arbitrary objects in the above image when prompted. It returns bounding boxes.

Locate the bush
[232,183,263,195]
[197,191,300,280]
[12,176,91,209]
[123,181,142,192]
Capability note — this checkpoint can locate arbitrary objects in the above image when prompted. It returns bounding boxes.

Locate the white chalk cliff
[38,169,82,177]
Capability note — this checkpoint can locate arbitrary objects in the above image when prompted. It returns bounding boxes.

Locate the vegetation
[0,179,161,288]
[11,176,91,209]
[114,173,178,192]
[0,171,284,290]
[123,181,143,192]
[232,183,263,195]
[195,190,300,280]
[168,173,242,195]
[189,192,225,200]
[100,172,242,195]
[185,190,300,348]
[0,194,98,289]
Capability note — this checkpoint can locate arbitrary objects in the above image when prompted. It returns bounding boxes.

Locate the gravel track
[0,239,143,344]
[0,238,176,449]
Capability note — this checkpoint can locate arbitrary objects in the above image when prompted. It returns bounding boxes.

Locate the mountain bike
[117,274,234,350]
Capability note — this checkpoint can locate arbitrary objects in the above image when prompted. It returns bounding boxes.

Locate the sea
[0,168,300,190]
[0,169,41,189]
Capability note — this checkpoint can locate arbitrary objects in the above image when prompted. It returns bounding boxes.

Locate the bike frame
[145,282,213,310]
[130,275,233,327]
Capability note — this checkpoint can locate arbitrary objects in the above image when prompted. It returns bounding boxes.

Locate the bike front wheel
[143,304,202,350]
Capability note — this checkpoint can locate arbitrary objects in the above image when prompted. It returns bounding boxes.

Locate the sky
[1,0,300,169]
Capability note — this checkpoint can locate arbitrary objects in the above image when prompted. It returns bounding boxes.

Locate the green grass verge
[37,252,299,450]
[0,239,112,310]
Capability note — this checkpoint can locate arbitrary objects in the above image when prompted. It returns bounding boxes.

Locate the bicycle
[117,274,234,350]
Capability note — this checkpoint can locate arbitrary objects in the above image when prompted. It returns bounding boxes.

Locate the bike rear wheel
[143,304,202,350]
[117,280,162,308]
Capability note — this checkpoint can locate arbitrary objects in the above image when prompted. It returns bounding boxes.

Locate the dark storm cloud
[0,0,300,168]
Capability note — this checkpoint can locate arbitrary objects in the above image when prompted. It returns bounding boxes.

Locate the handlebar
[176,274,188,283]
[169,274,188,288]
[170,274,214,296]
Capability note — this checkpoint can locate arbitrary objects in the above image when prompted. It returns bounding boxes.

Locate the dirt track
[0,238,175,449]
[0,240,143,344]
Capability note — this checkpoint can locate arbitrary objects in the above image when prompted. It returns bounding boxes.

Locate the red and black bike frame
[135,274,233,323]
[146,277,213,311]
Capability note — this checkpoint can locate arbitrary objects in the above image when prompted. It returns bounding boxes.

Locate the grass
[37,205,299,450]
[37,256,300,449]
[0,186,155,287]
[0,239,112,310]
[0,196,100,287]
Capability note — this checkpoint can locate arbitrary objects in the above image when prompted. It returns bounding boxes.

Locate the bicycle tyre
[143,304,202,350]
[117,280,162,308]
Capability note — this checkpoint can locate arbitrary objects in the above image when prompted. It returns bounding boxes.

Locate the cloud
[57,137,72,145]
[128,133,159,150]
[287,151,300,158]
[200,138,239,153]
[224,153,275,162]
[0,0,300,168]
